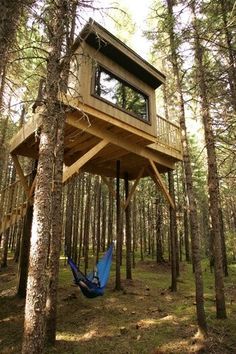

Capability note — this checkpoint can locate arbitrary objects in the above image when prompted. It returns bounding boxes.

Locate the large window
[93,66,149,122]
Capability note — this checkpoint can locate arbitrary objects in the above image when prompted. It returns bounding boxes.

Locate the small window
[93,66,149,122]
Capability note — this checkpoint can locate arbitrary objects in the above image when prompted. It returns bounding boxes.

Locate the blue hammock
[68,243,114,298]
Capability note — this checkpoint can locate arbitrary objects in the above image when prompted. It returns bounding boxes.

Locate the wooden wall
[69,43,158,138]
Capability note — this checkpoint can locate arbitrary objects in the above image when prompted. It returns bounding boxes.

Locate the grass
[0,258,236,353]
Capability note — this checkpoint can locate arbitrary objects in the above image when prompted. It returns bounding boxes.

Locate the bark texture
[46,112,65,345]
[168,171,177,292]
[125,173,132,280]
[191,0,227,319]
[22,1,67,352]
[17,163,37,298]
[115,160,122,290]
[166,0,207,335]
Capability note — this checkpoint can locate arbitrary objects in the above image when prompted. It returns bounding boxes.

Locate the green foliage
[107,2,136,45]
[12,15,47,114]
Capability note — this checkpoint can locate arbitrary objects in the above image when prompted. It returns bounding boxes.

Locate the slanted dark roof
[73,19,165,89]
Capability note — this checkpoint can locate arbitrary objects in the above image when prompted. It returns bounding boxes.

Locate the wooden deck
[0,98,182,234]
[10,97,182,181]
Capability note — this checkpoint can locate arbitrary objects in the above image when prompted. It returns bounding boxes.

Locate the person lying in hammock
[77,267,101,291]
[69,243,113,298]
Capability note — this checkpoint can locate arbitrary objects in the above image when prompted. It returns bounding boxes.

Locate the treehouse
[2,19,182,233]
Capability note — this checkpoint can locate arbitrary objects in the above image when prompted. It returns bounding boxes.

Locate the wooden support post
[115,160,122,290]
[63,139,108,183]
[168,171,177,292]
[149,159,175,209]
[123,167,144,210]
[11,154,30,198]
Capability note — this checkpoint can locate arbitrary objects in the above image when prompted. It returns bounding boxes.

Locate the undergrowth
[0,258,236,354]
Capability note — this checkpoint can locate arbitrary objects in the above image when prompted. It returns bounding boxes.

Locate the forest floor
[0,257,236,354]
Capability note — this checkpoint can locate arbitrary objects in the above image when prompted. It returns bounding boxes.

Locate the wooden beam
[148,142,182,161]
[63,96,157,144]
[91,147,130,165]
[101,176,126,209]
[149,159,175,209]
[11,154,30,198]
[123,166,145,210]
[63,139,108,183]
[66,113,175,170]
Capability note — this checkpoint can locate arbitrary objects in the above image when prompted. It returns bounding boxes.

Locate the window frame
[91,64,151,124]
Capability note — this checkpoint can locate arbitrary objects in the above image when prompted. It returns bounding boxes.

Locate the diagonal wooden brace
[123,167,145,210]
[11,154,31,198]
[63,139,108,183]
[149,159,175,209]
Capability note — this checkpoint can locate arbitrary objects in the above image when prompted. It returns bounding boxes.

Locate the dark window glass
[94,66,149,121]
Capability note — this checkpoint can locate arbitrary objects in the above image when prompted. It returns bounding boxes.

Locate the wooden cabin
[5,19,182,232]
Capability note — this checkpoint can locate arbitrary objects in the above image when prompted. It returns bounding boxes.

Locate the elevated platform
[10,97,182,181]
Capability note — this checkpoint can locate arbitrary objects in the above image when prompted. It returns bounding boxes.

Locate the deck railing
[0,175,30,234]
[156,115,182,155]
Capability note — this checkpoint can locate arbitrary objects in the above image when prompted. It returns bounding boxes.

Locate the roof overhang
[72,19,165,89]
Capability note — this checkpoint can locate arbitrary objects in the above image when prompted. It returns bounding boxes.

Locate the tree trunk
[101,189,107,252]
[14,219,23,262]
[107,177,114,246]
[219,208,228,276]
[165,0,208,335]
[168,171,177,292]
[156,195,164,263]
[125,173,132,280]
[78,174,85,267]
[220,0,236,110]
[140,201,144,261]
[115,160,122,290]
[46,114,65,345]
[96,180,101,263]
[132,194,137,268]
[22,1,67,352]
[17,162,37,298]
[92,176,98,255]
[84,175,91,273]
[191,0,227,319]
[65,179,74,258]
[72,177,80,262]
